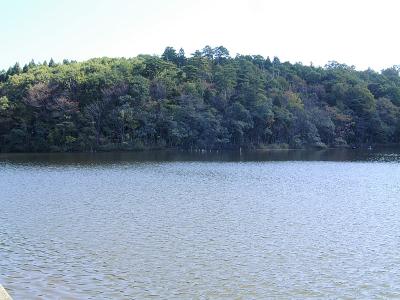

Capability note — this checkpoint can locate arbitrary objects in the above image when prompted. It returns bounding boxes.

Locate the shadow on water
[1,147,400,166]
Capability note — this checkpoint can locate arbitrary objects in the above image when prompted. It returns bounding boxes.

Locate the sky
[1,0,399,71]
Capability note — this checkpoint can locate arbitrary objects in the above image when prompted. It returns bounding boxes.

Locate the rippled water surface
[1,149,400,299]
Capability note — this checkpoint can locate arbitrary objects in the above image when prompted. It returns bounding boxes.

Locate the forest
[0,46,399,152]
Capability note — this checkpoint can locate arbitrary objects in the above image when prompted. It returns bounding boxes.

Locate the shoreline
[1,144,400,155]
[0,285,12,300]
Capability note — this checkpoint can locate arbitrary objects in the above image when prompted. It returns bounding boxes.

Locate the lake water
[1,149,400,299]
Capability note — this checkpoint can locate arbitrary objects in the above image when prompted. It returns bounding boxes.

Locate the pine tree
[49,58,56,67]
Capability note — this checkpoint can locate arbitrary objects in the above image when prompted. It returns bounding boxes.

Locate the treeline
[0,46,400,152]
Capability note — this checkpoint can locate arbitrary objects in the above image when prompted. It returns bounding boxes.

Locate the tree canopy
[0,46,399,152]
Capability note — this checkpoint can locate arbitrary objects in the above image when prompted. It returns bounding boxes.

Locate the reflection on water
[1,149,400,299]
[1,147,400,166]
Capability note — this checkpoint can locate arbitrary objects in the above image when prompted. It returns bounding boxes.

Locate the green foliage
[0,96,9,111]
[1,46,400,152]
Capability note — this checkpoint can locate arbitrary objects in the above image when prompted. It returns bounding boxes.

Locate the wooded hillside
[1,46,399,152]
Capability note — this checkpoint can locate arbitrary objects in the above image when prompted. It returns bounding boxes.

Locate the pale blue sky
[1,0,399,71]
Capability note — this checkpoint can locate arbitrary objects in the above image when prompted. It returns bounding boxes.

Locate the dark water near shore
[1,149,400,299]
[1,147,400,165]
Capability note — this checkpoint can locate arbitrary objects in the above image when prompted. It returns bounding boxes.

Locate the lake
[1,149,400,299]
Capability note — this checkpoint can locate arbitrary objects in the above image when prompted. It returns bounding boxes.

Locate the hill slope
[0,46,399,152]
